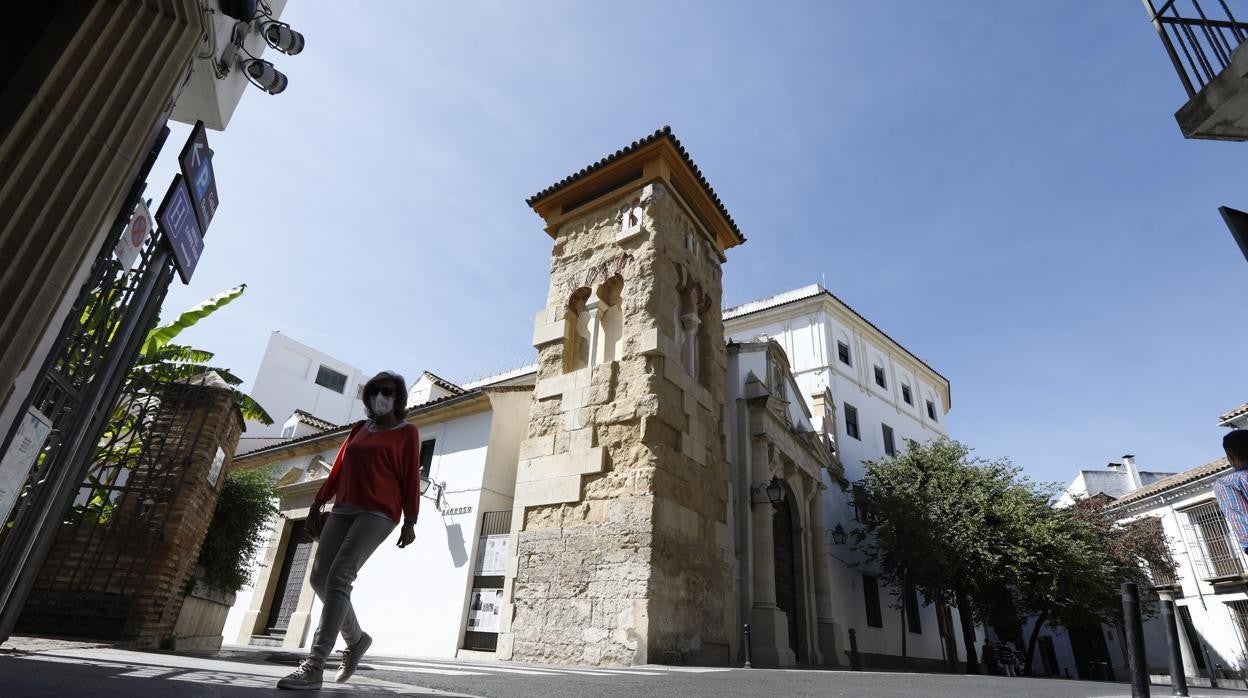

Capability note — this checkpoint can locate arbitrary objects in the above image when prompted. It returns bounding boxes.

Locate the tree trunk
[1024,610,1048,676]
[956,586,981,674]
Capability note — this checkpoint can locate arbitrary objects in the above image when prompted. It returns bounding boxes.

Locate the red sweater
[314,421,421,524]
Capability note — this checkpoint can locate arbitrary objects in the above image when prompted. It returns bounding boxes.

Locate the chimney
[1122,454,1143,491]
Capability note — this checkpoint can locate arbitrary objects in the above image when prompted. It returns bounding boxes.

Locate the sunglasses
[367,386,394,397]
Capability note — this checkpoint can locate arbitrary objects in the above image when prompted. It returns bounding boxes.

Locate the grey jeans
[308,513,395,667]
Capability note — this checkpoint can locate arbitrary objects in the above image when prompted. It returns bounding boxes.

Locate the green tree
[196,466,279,592]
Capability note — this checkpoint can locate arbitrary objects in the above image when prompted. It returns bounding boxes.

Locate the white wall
[241,332,369,449]
[725,290,957,668]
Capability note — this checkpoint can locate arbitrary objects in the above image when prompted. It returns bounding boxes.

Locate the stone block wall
[502,181,734,666]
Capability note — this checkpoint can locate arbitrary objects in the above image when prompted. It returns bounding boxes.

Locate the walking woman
[278,371,422,690]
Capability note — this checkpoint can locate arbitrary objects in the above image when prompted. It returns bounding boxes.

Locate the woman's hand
[306,505,325,539]
[397,520,416,548]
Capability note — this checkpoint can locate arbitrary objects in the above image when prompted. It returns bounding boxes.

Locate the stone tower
[497,127,745,666]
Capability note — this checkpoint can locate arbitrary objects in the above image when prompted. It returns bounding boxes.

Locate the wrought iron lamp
[750,476,786,509]
[420,475,445,512]
[828,523,848,546]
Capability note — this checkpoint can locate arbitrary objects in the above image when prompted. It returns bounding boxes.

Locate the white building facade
[223,378,534,659]
[237,332,369,453]
[724,284,963,671]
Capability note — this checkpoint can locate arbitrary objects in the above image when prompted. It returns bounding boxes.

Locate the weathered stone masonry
[497,128,745,666]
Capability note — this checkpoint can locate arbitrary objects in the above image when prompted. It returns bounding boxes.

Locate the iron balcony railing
[1183,501,1248,580]
[1144,0,1248,98]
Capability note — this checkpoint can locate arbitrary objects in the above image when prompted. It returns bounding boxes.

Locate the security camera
[244,59,288,95]
[260,20,305,55]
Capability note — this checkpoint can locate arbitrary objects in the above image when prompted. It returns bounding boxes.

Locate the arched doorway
[772,483,805,662]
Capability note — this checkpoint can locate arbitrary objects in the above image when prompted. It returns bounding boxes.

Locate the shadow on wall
[445,522,468,568]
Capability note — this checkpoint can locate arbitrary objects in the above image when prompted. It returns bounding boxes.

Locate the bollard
[1160,600,1189,697]
[847,628,862,671]
[1121,582,1151,698]
[743,624,752,669]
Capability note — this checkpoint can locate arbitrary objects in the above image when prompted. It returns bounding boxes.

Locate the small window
[863,574,883,628]
[882,424,895,457]
[901,384,912,405]
[419,439,436,479]
[905,585,922,634]
[356,384,364,399]
[837,341,852,366]
[926,399,938,422]
[281,424,295,438]
[873,365,887,389]
[315,365,347,394]
[844,403,860,440]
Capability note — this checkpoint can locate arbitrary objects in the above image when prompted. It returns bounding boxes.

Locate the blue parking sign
[157,175,204,285]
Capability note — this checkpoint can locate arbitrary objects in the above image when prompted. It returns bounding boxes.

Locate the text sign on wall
[0,407,52,527]
[466,588,503,634]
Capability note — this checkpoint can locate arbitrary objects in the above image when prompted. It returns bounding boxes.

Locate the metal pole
[1160,600,1189,696]
[848,627,862,671]
[1121,582,1151,698]
[743,624,752,668]
[0,249,172,641]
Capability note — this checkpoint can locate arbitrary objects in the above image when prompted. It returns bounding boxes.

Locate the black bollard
[1121,582,1151,698]
[743,624,752,669]
[848,628,862,671]
[1159,600,1189,697]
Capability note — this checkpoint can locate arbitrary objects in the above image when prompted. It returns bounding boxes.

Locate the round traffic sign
[130,212,149,246]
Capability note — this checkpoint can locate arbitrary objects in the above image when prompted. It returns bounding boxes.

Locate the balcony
[1144,0,1248,140]
[1182,501,1248,586]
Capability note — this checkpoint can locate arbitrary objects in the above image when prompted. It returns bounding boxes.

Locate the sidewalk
[0,636,476,697]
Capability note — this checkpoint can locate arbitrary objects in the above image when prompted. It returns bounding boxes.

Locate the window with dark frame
[926,399,937,421]
[863,574,883,628]
[905,585,922,634]
[419,438,436,479]
[851,482,867,522]
[873,365,887,389]
[902,384,912,405]
[844,403,860,440]
[882,423,895,456]
[837,341,852,366]
[315,365,348,394]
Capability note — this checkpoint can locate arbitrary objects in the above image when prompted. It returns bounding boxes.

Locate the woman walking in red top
[278,371,422,691]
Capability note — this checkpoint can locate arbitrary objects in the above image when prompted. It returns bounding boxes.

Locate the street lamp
[751,476,786,509]
[828,523,848,546]
[420,475,445,511]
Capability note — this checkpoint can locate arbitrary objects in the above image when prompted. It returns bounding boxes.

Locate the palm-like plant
[77,284,271,523]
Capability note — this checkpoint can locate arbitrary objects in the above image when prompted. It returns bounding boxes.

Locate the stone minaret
[497,127,745,666]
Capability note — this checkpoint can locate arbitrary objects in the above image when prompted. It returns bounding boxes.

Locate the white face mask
[369,394,394,418]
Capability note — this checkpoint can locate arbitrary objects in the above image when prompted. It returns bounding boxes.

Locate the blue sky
[151,1,1247,486]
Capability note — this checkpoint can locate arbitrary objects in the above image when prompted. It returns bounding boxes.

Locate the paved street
[4,638,1248,697]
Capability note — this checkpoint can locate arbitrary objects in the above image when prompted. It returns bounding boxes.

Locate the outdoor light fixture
[750,476,786,509]
[829,523,848,546]
[259,19,305,55]
[243,58,288,95]
[420,475,446,512]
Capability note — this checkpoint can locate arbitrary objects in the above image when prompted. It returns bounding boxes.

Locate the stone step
[249,634,284,647]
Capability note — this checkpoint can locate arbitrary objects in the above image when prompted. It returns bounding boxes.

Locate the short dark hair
[363,371,408,421]
[1225,430,1248,463]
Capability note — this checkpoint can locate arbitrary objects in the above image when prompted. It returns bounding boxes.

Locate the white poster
[466,588,503,634]
[475,534,509,576]
[206,446,225,487]
[115,200,153,269]
[0,407,53,526]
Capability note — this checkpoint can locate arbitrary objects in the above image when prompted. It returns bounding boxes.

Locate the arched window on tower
[565,287,592,372]
[677,288,700,380]
[596,275,624,365]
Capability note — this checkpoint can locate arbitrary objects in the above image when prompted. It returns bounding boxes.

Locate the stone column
[807,479,841,665]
